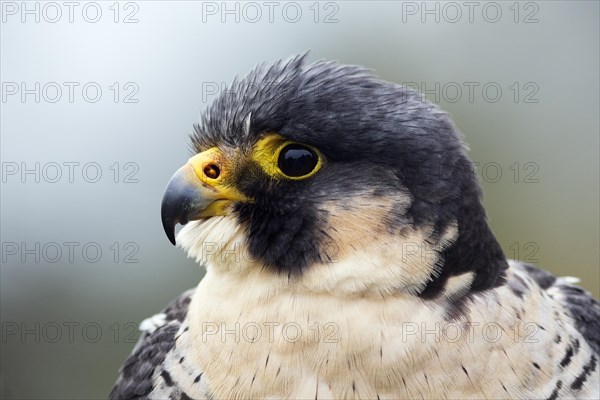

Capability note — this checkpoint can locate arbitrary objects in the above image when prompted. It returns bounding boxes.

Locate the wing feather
[109,289,194,399]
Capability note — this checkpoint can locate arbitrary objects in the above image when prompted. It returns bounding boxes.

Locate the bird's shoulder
[109,289,195,400]
[510,261,600,355]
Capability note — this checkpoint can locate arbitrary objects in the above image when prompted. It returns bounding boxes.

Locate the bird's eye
[277,144,319,178]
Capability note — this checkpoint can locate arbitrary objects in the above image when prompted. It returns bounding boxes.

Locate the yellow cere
[252,133,324,180]
[186,148,251,203]
[187,147,224,184]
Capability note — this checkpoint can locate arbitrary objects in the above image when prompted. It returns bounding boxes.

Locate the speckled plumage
[111,54,599,399]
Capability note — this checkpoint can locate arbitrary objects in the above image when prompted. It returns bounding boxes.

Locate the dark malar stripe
[570,356,597,391]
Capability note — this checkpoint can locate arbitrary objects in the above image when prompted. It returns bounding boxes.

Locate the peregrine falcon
[110,54,600,399]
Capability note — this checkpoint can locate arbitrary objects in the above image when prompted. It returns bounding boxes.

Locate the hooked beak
[160,149,249,245]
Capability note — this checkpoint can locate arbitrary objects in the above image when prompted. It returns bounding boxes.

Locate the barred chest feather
[148,261,599,400]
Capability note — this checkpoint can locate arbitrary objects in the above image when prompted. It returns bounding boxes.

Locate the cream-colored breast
[181,266,574,399]
[175,220,598,399]
[185,267,436,399]
[188,270,524,398]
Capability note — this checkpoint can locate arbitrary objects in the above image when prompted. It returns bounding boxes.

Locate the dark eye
[277,144,319,178]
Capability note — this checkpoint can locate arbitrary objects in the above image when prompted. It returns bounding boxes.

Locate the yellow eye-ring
[252,133,324,180]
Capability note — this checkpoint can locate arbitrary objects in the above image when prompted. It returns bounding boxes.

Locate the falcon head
[161,53,507,298]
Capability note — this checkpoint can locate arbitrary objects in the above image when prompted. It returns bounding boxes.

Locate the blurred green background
[1,1,598,398]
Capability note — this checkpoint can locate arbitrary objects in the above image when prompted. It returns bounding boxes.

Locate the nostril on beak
[203,164,220,180]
